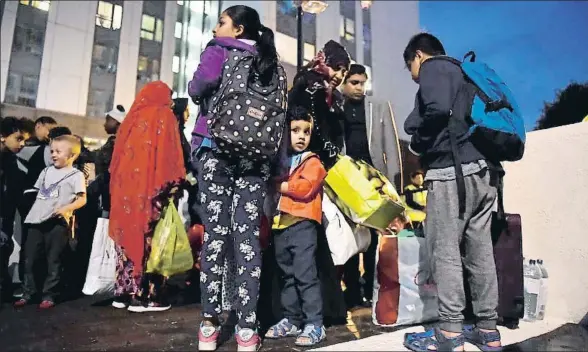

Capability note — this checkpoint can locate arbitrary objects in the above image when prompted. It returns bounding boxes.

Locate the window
[138,56,149,72]
[177,0,184,5]
[172,55,180,73]
[19,0,50,12]
[340,17,355,41]
[87,1,123,116]
[141,15,155,40]
[12,26,45,55]
[141,15,163,42]
[96,1,122,30]
[175,22,183,39]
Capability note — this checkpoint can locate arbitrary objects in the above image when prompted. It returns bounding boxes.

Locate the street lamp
[294,0,328,71]
[360,0,373,10]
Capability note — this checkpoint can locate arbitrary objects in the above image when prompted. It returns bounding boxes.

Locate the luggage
[464,213,524,328]
[323,194,371,266]
[324,155,404,231]
[372,230,438,327]
[492,213,525,328]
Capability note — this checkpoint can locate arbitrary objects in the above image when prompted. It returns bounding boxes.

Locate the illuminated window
[20,0,51,12]
[141,15,155,40]
[341,17,355,42]
[95,1,123,30]
[172,56,180,73]
[141,15,163,42]
[137,56,149,72]
[155,19,163,42]
[175,22,183,39]
[177,0,184,5]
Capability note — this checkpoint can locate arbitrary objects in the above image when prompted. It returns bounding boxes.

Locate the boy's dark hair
[35,116,57,125]
[344,64,368,83]
[20,117,36,135]
[1,116,25,137]
[48,126,72,140]
[288,106,313,123]
[403,33,446,66]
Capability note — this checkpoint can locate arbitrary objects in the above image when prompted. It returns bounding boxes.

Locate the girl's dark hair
[224,5,278,83]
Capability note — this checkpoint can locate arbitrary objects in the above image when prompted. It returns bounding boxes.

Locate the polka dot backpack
[208,49,288,161]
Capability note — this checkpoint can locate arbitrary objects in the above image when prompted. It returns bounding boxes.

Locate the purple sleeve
[187,45,226,100]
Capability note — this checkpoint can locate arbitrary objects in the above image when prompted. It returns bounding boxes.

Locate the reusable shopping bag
[82,218,116,295]
[323,194,372,266]
[325,155,404,231]
[146,202,194,277]
[372,230,438,327]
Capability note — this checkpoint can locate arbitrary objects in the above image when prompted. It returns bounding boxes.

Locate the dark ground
[1,293,587,351]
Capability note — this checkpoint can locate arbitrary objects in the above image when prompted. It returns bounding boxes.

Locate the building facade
[1,0,419,141]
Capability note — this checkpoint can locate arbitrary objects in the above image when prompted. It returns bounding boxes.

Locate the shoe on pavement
[198,321,220,351]
[112,295,131,309]
[235,326,260,352]
[39,300,55,309]
[13,298,29,308]
[127,300,171,313]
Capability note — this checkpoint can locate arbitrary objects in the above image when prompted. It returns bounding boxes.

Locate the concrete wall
[0,1,18,103]
[503,122,588,323]
[113,0,143,110]
[36,1,97,116]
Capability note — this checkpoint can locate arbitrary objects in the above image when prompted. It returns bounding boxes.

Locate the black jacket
[288,70,345,169]
[404,57,485,169]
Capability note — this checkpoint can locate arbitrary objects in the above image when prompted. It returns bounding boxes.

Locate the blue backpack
[441,52,526,218]
[454,51,526,162]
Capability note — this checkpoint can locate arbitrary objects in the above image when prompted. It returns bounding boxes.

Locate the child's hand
[279,182,289,194]
[53,207,72,221]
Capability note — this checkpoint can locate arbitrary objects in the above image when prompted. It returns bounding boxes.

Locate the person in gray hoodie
[402,33,502,352]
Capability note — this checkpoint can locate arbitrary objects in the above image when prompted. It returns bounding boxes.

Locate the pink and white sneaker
[235,327,260,352]
[198,322,220,351]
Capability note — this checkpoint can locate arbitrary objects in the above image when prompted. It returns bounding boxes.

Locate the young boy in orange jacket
[265,107,327,346]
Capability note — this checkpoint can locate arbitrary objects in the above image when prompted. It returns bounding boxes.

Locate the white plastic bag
[323,195,372,266]
[82,218,116,296]
[178,189,191,231]
[372,231,438,327]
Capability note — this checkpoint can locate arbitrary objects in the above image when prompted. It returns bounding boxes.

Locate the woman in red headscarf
[109,81,186,312]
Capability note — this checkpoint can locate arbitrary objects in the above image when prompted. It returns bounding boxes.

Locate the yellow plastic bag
[325,155,405,231]
[146,201,194,277]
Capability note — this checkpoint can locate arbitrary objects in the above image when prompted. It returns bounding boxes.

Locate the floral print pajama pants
[195,149,270,329]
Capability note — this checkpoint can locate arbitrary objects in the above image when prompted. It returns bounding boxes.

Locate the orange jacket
[278,153,327,224]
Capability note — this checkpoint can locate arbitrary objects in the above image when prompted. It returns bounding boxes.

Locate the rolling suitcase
[491,213,524,328]
[464,213,524,329]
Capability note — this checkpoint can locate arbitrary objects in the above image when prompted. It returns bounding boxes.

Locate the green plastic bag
[146,201,194,277]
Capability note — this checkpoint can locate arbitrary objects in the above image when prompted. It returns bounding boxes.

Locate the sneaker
[127,300,171,313]
[13,298,29,308]
[112,295,131,309]
[198,322,220,351]
[39,300,55,309]
[235,327,260,352]
[12,287,24,298]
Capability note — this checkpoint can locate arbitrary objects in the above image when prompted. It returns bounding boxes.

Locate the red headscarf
[109,81,186,274]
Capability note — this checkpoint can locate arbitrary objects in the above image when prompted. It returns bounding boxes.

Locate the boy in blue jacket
[402,33,502,352]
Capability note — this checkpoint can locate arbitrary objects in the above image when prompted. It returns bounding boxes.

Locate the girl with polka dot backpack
[187,5,288,352]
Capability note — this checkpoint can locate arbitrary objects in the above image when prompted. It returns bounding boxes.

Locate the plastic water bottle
[535,259,549,320]
[523,259,541,321]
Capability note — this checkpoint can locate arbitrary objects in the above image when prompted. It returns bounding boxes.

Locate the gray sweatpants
[425,167,499,333]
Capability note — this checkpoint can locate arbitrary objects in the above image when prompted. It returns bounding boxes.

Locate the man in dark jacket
[402,33,502,351]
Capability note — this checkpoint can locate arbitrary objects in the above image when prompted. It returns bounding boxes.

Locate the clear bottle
[535,259,549,320]
[523,259,541,321]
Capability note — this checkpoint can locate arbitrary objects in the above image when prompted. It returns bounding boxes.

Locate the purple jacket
[187,37,257,151]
